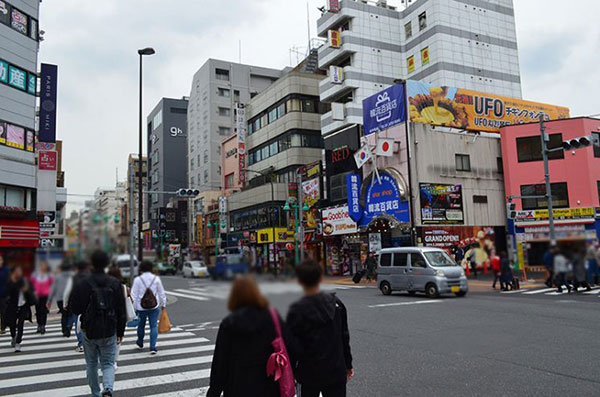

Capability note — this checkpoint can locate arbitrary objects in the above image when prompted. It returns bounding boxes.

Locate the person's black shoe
[101,389,112,397]
[36,325,41,334]
[40,326,46,335]
[557,288,563,293]
[586,286,592,292]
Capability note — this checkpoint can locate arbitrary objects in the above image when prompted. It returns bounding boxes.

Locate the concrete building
[221,133,240,196]
[221,65,326,266]
[186,59,282,193]
[317,0,522,136]
[500,117,600,268]
[0,0,41,269]
[146,97,188,231]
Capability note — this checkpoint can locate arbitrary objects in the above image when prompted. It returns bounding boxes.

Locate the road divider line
[368,300,444,308]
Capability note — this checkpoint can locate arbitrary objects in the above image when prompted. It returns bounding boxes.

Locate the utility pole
[540,116,556,245]
[129,169,135,285]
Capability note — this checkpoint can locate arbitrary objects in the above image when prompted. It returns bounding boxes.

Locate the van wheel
[425,283,439,299]
[380,281,392,296]
[455,291,467,297]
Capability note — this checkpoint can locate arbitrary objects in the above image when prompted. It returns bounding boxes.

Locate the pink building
[500,117,600,266]
[221,134,241,196]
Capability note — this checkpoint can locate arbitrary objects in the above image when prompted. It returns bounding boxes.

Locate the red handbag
[266,307,295,397]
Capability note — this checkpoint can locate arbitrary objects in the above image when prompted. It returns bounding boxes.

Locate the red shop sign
[0,219,40,248]
[39,150,57,171]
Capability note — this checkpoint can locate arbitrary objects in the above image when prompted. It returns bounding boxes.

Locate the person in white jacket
[131,261,167,355]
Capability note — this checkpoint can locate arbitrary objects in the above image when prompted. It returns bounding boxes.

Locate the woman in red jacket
[491,251,501,289]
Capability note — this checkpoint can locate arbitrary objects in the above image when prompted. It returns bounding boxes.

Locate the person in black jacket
[71,251,126,397]
[208,276,293,397]
[5,265,35,352]
[287,260,353,397]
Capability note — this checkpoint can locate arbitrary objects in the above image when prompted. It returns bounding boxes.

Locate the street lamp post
[243,169,275,272]
[283,201,309,265]
[137,47,155,263]
[207,220,225,263]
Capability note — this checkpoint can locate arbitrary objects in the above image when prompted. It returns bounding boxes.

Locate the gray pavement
[1,275,598,396]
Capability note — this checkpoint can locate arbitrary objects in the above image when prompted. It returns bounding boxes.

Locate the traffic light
[506,201,516,220]
[177,188,200,197]
[561,136,596,150]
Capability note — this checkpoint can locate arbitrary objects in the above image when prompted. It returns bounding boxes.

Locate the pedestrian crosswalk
[166,281,367,303]
[500,285,600,297]
[0,321,214,396]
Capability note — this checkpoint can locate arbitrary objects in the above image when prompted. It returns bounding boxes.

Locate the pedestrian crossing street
[0,321,214,396]
[500,285,600,297]
[166,281,367,303]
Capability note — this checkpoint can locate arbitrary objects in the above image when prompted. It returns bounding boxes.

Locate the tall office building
[186,59,282,193]
[317,0,522,136]
[0,0,41,267]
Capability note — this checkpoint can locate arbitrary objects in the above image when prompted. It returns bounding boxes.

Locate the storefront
[322,205,363,275]
[0,216,39,274]
[510,207,599,269]
[257,227,295,272]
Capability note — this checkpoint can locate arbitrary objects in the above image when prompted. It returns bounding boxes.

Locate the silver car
[377,247,468,298]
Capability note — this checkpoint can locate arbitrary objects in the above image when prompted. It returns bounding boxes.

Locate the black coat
[70,270,126,338]
[4,278,34,324]
[207,307,291,397]
[286,292,352,388]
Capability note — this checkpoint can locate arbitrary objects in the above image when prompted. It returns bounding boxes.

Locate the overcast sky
[38,0,600,208]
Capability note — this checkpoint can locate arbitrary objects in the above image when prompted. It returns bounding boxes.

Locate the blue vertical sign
[362,83,407,136]
[360,172,410,227]
[346,173,362,222]
[39,63,58,143]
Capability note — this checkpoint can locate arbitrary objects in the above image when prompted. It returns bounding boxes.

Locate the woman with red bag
[208,276,295,397]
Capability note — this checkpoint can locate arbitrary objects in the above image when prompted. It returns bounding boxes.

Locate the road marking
[165,291,209,301]
[583,289,600,295]
[1,336,209,362]
[0,344,215,375]
[174,288,217,298]
[8,369,212,397]
[368,300,444,308]
[522,287,556,294]
[1,355,213,388]
[500,289,531,294]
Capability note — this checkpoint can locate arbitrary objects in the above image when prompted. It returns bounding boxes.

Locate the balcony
[319,65,359,103]
[320,102,363,137]
[316,4,354,37]
[318,31,355,69]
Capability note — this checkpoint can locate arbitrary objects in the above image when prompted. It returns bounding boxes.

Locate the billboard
[419,183,464,224]
[38,150,57,170]
[322,206,357,236]
[362,84,407,136]
[407,80,570,133]
[39,64,58,143]
[235,103,246,185]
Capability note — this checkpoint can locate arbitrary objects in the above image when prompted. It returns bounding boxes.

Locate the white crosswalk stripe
[500,285,600,297]
[168,281,366,302]
[0,322,214,396]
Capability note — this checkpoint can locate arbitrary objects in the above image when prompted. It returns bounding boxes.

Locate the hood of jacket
[223,306,272,334]
[291,292,337,326]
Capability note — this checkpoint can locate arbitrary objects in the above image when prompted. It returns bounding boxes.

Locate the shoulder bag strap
[269,307,282,338]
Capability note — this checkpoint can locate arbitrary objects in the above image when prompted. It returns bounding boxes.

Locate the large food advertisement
[419,183,463,224]
[407,80,570,133]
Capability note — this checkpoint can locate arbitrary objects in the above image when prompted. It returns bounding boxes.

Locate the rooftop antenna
[401,0,413,10]
[306,2,311,52]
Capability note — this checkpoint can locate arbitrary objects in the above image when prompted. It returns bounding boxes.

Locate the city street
[1,276,599,396]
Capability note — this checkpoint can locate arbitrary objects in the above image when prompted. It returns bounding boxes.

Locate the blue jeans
[587,259,598,284]
[83,333,117,397]
[69,314,83,347]
[136,307,160,351]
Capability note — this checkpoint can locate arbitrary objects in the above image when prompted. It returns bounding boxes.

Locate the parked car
[156,261,176,275]
[113,254,139,279]
[183,260,209,278]
[377,247,468,298]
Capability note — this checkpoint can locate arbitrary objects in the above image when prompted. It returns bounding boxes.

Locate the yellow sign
[328,29,341,48]
[421,47,429,65]
[407,80,570,133]
[407,56,415,73]
[306,163,320,178]
[196,215,203,244]
[533,207,595,219]
[517,242,525,270]
[257,227,294,244]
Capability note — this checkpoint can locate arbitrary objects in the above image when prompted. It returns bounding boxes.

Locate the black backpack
[140,276,158,309]
[83,277,117,339]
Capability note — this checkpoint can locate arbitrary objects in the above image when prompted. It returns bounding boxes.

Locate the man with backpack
[131,261,166,355]
[287,260,353,397]
[71,251,126,397]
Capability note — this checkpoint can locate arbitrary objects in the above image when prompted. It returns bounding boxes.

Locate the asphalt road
[1,275,599,396]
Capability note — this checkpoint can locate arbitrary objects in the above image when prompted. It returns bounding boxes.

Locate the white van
[377,247,468,298]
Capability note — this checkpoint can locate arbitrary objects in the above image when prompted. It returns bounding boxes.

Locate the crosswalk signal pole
[540,116,556,245]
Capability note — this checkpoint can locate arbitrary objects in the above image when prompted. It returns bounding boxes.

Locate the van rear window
[380,253,391,267]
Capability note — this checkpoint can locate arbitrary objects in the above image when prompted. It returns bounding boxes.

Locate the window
[218,126,231,135]
[455,154,471,171]
[380,253,392,267]
[248,122,254,135]
[302,99,316,113]
[218,107,231,117]
[190,157,194,168]
[497,157,503,174]
[152,110,162,130]
[151,151,159,165]
[393,253,408,267]
[516,134,564,162]
[170,107,187,114]
[5,187,24,207]
[330,171,352,202]
[204,149,208,164]
[521,182,569,210]
[261,146,269,160]
[234,90,240,102]
[287,98,301,112]
[190,176,195,186]
[594,133,600,158]
[268,107,278,123]
[218,88,230,97]
[203,170,209,183]
[410,253,426,268]
[152,193,158,203]
[215,68,229,81]
[225,173,235,188]
[473,195,488,204]
[418,12,427,31]
[404,21,412,39]
[269,142,278,157]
